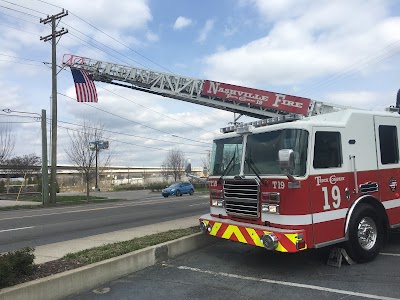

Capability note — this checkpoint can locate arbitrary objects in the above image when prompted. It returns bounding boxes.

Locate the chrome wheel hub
[357,217,377,250]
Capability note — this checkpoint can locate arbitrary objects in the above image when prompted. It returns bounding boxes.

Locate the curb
[0,233,212,300]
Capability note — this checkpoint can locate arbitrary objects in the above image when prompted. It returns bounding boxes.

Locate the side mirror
[278,149,299,186]
[278,149,295,173]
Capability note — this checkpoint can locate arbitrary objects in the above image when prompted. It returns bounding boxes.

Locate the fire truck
[62,54,400,263]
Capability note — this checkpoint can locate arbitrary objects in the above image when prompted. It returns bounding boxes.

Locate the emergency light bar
[220,114,302,134]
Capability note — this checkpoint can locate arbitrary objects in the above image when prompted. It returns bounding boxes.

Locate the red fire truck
[62,54,400,263]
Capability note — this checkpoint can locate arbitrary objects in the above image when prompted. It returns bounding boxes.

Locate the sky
[1,0,400,169]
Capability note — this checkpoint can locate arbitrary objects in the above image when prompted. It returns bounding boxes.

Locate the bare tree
[64,120,112,201]
[7,154,41,186]
[160,163,170,182]
[201,155,210,177]
[0,124,15,165]
[162,148,185,182]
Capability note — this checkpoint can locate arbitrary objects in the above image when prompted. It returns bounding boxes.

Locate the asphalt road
[0,190,209,252]
[66,229,400,300]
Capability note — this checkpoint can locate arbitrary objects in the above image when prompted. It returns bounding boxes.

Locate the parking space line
[381,253,400,257]
[171,265,400,300]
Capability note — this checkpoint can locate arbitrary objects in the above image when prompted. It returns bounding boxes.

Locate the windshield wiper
[218,153,236,184]
[245,156,263,183]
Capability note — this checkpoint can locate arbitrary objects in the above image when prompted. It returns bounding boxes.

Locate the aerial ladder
[62,54,352,182]
[62,54,345,120]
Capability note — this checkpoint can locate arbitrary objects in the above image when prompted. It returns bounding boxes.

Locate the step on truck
[62,53,400,263]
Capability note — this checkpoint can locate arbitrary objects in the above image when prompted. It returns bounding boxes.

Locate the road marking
[0,226,34,233]
[0,197,203,221]
[381,253,400,257]
[171,265,400,300]
[189,202,208,207]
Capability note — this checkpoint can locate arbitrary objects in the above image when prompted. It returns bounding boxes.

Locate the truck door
[310,128,351,246]
[374,116,400,224]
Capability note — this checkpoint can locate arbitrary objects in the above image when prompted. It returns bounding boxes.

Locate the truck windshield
[210,129,309,177]
[210,136,243,176]
[244,129,309,176]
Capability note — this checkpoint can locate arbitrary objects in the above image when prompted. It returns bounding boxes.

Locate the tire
[175,190,181,197]
[189,189,194,196]
[345,204,384,263]
[163,195,168,198]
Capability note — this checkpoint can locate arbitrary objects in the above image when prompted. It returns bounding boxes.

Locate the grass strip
[0,196,124,211]
[64,226,200,264]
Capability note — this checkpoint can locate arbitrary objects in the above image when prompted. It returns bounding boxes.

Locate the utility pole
[41,109,49,206]
[40,10,68,204]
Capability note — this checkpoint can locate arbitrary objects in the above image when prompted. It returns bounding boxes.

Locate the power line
[31,0,170,72]
[56,123,206,155]
[99,85,215,134]
[0,59,46,66]
[0,21,40,35]
[58,92,211,145]
[26,0,233,125]
[56,119,210,148]
[0,8,41,24]
[67,32,133,66]
[0,3,40,18]
[65,27,142,68]
[0,0,45,16]
[296,42,400,97]
[0,53,48,64]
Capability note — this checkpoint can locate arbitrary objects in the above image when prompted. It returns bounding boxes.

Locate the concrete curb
[0,233,212,300]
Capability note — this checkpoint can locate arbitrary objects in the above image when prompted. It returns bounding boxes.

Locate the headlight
[261,204,279,214]
[211,199,224,207]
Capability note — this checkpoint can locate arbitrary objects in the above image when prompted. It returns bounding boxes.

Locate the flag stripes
[71,68,98,103]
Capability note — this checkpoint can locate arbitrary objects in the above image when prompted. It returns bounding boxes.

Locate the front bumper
[199,214,307,253]
[162,190,174,196]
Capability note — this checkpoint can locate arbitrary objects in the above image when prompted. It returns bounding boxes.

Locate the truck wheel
[175,190,181,197]
[345,204,384,263]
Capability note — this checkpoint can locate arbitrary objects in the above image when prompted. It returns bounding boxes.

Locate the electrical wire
[0,0,45,16]
[56,119,210,148]
[0,3,40,18]
[99,85,216,134]
[58,92,211,145]
[1,0,233,126]
[56,122,206,155]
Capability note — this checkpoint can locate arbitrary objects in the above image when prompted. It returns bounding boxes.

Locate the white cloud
[146,31,159,42]
[202,0,400,88]
[173,16,193,30]
[197,19,215,43]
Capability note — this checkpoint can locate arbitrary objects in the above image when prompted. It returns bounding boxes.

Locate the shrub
[0,247,35,288]
[147,182,168,192]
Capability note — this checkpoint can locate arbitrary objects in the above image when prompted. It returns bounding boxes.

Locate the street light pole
[90,140,108,192]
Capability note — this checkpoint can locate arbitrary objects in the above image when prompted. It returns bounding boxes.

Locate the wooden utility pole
[40,10,68,204]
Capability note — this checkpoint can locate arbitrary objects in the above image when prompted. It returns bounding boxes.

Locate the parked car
[162,182,194,197]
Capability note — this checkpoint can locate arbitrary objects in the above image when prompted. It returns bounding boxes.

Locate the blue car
[162,182,194,197]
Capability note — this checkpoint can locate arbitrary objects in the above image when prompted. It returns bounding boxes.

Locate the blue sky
[1,0,400,169]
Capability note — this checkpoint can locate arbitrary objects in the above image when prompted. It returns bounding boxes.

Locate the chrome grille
[223,179,259,218]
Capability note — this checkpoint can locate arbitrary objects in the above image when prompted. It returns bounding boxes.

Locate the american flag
[71,68,98,103]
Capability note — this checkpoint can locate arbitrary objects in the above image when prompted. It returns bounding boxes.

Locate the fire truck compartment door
[310,127,351,246]
[373,115,400,203]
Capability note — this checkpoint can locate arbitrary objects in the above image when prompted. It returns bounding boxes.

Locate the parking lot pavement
[66,229,400,300]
